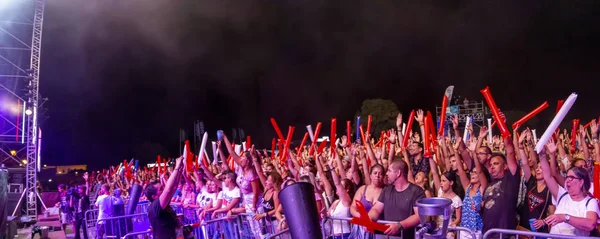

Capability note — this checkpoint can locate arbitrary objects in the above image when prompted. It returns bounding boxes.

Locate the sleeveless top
[460,184,483,231]
[261,190,275,212]
[330,200,351,235]
[360,186,374,213]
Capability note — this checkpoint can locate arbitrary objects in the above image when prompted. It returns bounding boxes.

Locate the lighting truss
[0,0,46,219]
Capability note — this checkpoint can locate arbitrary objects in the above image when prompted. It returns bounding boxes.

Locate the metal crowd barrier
[322,217,478,239]
[322,217,408,239]
[95,213,150,239]
[85,209,100,238]
[483,228,599,239]
[121,229,152,239]
[265,229,290,239]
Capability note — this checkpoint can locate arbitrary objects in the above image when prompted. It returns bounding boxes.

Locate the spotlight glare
[25,109,32,115]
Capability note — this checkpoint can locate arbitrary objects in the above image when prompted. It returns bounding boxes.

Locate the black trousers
[72,213,89,239]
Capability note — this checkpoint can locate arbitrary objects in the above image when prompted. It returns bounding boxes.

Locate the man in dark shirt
[146,155,184,239]
[71,173,90,239]
[369,160,425,239]
[408,142,430,177]
[482,137,520,238]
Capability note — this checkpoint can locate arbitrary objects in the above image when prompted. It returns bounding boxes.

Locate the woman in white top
[430,157,463,239]
[539,144,599,236]
[325,154,356,239]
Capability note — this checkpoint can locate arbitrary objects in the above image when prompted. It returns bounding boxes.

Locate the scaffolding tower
[436,101,489,131]
[0,0,46,219]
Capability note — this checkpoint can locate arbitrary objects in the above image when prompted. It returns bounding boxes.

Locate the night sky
[39,0,600,169]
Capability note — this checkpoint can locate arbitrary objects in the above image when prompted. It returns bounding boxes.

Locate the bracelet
[419,122,424,126]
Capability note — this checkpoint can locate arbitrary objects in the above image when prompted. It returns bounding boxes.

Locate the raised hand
[479,126,488,139]
[175,156,184,170]
[578,125,586,137]
[340,136,348,148]
[518,129,529,144]
[591,120,599,136]
[546,138,558,154]
[468,137,477,152]
[450,114,459,130]
[492,135,500,146]
[413,132,421,143]
[83,172,89,181]
[388,129,397,143]
[396,113,403,129]
[415,109,424,123]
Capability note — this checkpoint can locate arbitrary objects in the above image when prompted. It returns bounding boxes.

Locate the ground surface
[15,214,79,239]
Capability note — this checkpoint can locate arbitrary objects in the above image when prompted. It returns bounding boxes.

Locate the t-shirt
[196,191,218,208]
[410,156,430,178]
[436,188,463,225]
[148,199,179,239]
[550,186,600,236]
[377,183,425,239]
[219,183,241,208]
[95,195,113,224]
[482,167,521,235]
[60,192,70,213]
[518,177,551,231]
[72,194,90,215]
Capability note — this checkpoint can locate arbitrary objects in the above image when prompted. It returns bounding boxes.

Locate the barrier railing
[96,213,150,239]
[265,229,290,239]
[84,209,100,238]
[322,217,478,239]
[483,228,598,239]
[121,229,152,239]
[200,215,241,239]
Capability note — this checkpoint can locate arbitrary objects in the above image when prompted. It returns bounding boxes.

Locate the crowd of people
[56,109,600,239]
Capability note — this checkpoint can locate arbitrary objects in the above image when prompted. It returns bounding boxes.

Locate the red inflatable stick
[366,115,373,136]
[402,110,415,148]
[512,101,549,129]
[331,118,337,155]
[270,118,285,141]
[271,138,276,158]
[157,156,162,175]
[317,140,328,154]
[246,136,251,150]
[481,86,511,139]
[202,154,209,169]
[556,100,565,114]
[309,122,322,156]
[280,126,295,166]
[594,163,600,200]
[359,125,370,168]
[349,200,390,234]
[297,132,309,157]
[553,100,565,141]
[438,86,453,137]
[426,111,437,155]
[571,119,580,153]
[423,116,432,157]
[184,140,194,173]
[346,121,352,146]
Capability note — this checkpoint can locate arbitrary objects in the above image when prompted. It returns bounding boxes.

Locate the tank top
[261,190,275,212]
[359,186,375,213]
[330,200,351,235]
[460,184,483,231]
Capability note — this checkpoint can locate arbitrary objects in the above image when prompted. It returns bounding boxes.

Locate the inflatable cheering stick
[349,200,390,234]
